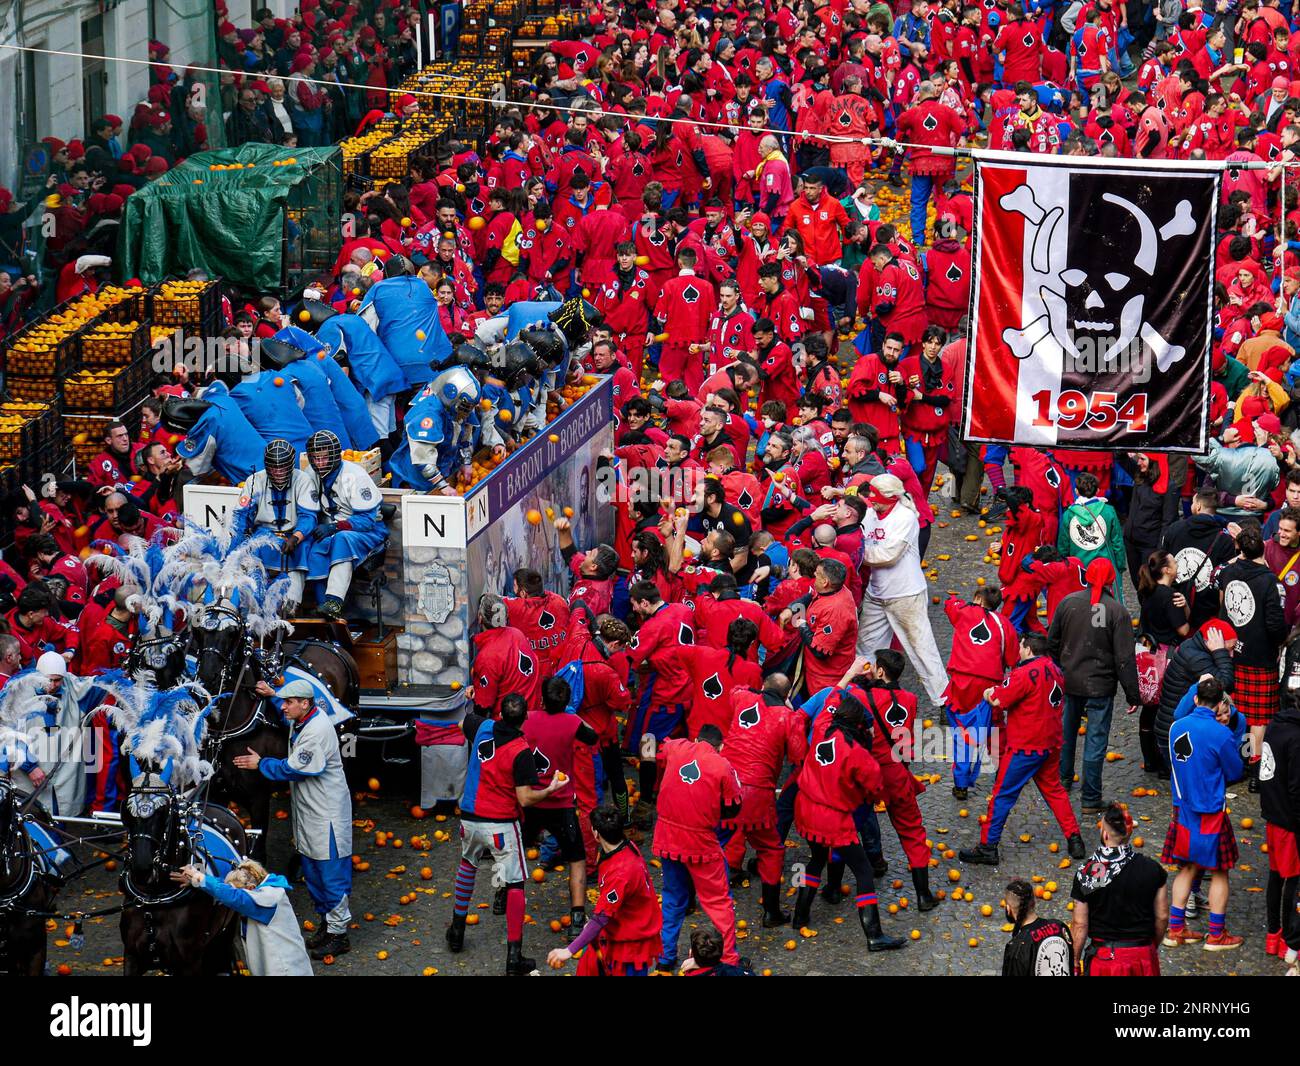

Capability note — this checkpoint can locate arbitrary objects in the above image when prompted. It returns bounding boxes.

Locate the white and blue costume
[231,467,319,586]
[388,367,482,493]
[305,458,385,606]
[258,704,353,934]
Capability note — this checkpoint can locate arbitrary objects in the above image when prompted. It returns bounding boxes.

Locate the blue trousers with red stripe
[981,748,1081,847]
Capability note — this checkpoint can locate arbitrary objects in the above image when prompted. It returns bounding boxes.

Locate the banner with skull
[964,156,1217,452]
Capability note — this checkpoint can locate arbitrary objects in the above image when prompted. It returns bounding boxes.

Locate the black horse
[0,779,64,975]
[191,602,360,860]
[119,777,246,976]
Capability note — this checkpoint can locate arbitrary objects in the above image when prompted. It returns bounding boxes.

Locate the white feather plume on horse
[0,670,56,773]
[100,669,214,787]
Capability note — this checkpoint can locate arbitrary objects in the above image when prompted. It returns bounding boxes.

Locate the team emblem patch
[477,737,496,762]
[738,704,761,729]
[815,737,836,766]
[679,759,702,783]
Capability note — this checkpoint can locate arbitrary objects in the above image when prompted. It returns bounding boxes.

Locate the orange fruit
[420,867,433,880]
[56,963,72,976]
[466,914,480,925]
[1241,817,1255,829]
[947,868,961,882]
[784,939,797,950]
[411,806,426,819]
[376,950,389,960]
[526,509,542,525]
[532,867,545,882]
[910,930,921,941]
[368,778,381,791]
[550,919,563,932]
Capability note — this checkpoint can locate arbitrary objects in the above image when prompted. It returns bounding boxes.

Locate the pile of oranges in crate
[0,402,50,462]
[80,321,143,367]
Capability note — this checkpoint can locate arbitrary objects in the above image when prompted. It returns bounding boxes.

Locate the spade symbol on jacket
[477,737,496,763]
[702,673,724,700]
[885,699,907,728]
[1046,467,1061,488]
[738,488,754,510]
[1048,681,1063,707]
[679,623,694,645]
[815,737,837,766]
[679,759,702,784]
[969,619,992,646]
[518,651,534,676]
[538,610,556,630]
[533,747,551,775]
[738,703,761,729]
[1172,731,1194,763]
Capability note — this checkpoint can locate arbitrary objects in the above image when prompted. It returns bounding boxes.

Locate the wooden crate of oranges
[80,320,148,368]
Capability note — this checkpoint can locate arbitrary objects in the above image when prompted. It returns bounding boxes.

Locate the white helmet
[37,651,67,677]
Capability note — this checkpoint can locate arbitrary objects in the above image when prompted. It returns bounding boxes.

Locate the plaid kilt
[1161,809,1238,871]
[1232,664,1280,727]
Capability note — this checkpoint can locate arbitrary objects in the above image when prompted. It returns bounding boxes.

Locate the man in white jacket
[856,475,950,707]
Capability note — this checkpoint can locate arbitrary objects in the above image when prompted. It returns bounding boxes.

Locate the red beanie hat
[67,140,85,160]
[145,158,169,175]
[42,136,66,155]
[1200,618,1236,643]
[129,143,152,162]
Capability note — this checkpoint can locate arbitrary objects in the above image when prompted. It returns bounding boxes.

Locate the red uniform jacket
[679,645,763,737]
[800,587,859,695]
[588,841,663,969]
[998,506,1046,600]
[846,353,906,450]
[994,654,1066,751]
[656,271,715,349]
[923,240,972,330]
[472,625,543,714]
[505,593,571,673]
[794,712,884,846]
[629,601,696,706]
[898,353,957,437]
[652,738,742,862]
[721,691,808,829]
[943,597,1019,712]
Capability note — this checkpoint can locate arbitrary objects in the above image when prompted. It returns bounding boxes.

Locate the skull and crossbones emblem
[998,183,1197,373]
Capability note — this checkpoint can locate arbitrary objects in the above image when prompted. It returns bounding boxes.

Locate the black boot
[304,922,329,950]
[310,932,350,960]
[492,886,507,915]
[761,882,790,927]
[870,855,888,878]
[958,842,1000,865]
[445,914,466,953]
[506,941,537,976]
[952,785,968,801]
[911,867,940,912]
[859,904,905,951]
[1067,833,1087,860]
[820,860,845,904]
[567,909,587,943]
[793,885,817,928]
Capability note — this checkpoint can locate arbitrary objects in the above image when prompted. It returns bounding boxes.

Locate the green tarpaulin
[116,143,342,293]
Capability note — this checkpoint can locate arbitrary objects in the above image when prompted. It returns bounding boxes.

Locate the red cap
[1257,412,1284,435]
[145,157,169,174]
[42,137,66,155]
[396,92,417,109]
[67,139,85,160]
[1085,556,1116,605]
[102,114,123,127]
[1260,311,1284,332]
[1274,75,1290,89]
